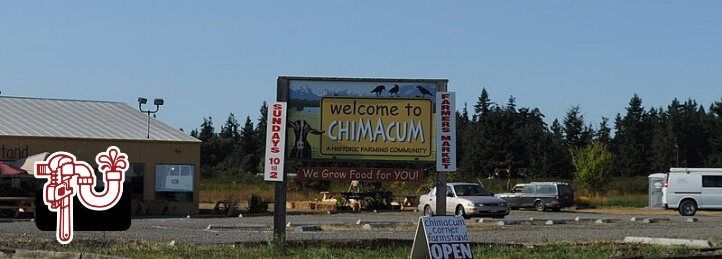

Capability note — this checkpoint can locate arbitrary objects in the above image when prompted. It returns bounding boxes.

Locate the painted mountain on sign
[290,85,321,101]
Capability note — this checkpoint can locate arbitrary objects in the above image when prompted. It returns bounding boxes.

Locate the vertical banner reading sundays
[264,102,287,182]
[436,92,456,171]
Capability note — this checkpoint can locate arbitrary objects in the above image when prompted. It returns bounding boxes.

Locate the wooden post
[272,78,289,252]
[434,80,449,216]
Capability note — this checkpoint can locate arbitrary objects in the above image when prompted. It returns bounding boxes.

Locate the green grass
[602,194,648,208]
[2,237,705,259]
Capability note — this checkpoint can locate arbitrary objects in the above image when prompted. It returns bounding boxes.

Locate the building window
[154,164,194,202]
[126,164,145,200]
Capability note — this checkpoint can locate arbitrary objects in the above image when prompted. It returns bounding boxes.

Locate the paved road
[1,208,720,245]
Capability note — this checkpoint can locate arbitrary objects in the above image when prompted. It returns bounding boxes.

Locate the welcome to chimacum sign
[284,78,443,162]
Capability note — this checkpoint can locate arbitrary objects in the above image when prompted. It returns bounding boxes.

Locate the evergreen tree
[612,94,652,177]
[649,106,675,173]
[459,111,484,177]
[455,103,471,174]
[473,88,492,122]
[513,107,548,179]
[255,102,268,153]
[214,113,241,173]
[706,99,722,167]
[219,113,241,142]
[550,119,563,140]
[675,99,710,167]
[238,116,260,174]
[596,117,612,146]
[198,117,220,177]
[563,105,591,149]
[545,119,574,179]
[254,102,269,173]
[198,117,216,142]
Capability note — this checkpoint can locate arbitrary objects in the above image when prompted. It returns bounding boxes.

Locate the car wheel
[455,206,468,219]
[423,205,434,216]
[535,201,546,212]
[679,200,697,216]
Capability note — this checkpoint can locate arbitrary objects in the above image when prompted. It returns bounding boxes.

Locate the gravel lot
[2,208,721,247]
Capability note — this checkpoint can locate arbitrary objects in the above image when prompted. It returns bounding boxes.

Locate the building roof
[0,96,200,142]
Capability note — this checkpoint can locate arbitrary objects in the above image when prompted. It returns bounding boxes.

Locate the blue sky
[2,1,721,134]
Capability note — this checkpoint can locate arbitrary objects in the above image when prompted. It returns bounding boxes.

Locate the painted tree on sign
[571,141,613,196]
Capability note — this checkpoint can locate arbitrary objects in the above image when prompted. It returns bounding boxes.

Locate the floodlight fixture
[138,96,163,139]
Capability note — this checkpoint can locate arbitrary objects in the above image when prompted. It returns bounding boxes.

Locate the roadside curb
[0,248,129,259]
[205,223,269,230]
[623,236,714,248]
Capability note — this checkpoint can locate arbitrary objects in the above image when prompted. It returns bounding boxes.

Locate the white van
[662,168,722,216]
[159,165,194,192]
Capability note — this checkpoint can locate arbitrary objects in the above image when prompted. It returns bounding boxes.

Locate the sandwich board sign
[410,216,474,259]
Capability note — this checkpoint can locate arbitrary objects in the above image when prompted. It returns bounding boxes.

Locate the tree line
[189,89,722,181]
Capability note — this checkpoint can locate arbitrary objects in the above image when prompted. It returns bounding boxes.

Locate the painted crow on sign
[371,85,385,97]
[416,86,432,98]
[389,84,400,97]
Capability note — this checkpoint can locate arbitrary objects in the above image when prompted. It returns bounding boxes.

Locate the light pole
[138,97,164,139]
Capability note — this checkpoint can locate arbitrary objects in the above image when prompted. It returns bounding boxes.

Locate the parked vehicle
[417,182,509,219]
[161,165,194,192]
[495,182,575,212]
[662,168,722,216]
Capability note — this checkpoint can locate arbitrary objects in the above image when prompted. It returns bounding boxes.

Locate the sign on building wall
[264,102,287,182]
[284,77,445,162]
[436,92,457,171]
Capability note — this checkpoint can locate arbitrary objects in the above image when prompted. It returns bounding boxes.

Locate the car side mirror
[447,193,454,197]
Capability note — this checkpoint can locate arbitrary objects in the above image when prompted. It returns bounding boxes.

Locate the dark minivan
[495,182,575,212]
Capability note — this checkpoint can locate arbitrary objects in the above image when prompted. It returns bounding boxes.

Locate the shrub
[221,195,239,213]
[575,196,595,208]
[602,194,647,208]
[246,194,272,213]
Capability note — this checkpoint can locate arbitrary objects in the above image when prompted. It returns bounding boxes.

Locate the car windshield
[453,185,490,196]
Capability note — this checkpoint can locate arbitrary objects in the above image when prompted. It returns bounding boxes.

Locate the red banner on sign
[296,167,424,182]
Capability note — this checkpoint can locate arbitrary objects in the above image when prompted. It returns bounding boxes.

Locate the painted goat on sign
[288,120,325,159]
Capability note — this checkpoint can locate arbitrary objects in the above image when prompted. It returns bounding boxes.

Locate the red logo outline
[34,146,128,244]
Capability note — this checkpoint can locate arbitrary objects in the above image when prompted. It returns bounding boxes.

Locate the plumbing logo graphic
[34,146,128,244]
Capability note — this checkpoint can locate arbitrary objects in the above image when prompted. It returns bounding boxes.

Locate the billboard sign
[283,77,446,162]
[321,97,432,158]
